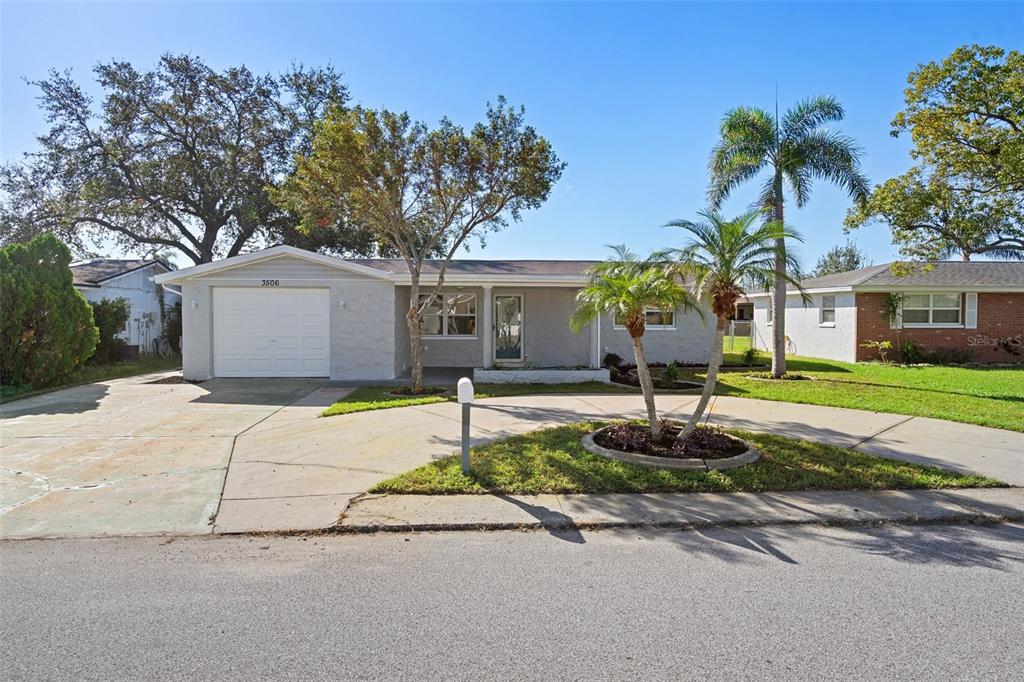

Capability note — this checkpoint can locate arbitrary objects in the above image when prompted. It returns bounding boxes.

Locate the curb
[335,508,1024,535]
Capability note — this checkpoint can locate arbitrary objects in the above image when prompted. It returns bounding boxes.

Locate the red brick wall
[855,292,1024,363]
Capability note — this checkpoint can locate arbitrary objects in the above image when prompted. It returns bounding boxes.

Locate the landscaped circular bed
[581,422,760,471]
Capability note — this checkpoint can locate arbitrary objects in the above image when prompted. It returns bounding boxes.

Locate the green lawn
[322,381,638,417]
[0,354,182,404]
[323,354,1023,432]
[371,422,1003,495]
[699,351,1024,432]
[723,334,753,353]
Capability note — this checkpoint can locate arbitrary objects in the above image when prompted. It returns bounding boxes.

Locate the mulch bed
[610,374,704,390]
[145,376,187,384]
[386,386,449,397]
[593,423,748,460]
[744,372,815,381]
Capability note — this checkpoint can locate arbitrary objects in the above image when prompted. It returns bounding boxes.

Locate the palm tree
[659,210,804,441]
[709,96,869,378]
[570,245,697,439]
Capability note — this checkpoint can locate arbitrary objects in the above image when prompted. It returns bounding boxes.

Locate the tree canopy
[848,45,1023,261]
[0,55,359,264]
[812,239,872,277]
[275,97,565,389]
[893,44,1022,197]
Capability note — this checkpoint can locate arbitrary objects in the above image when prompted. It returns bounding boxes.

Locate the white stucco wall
[393,286,597,369]
[751,292,857,363]
[180,255,396,381]
[598,303,716,366]
[77,265,173,350]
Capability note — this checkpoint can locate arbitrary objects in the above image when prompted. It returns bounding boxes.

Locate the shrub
[0,234,99,388]
[164,301,183,354]
[740,347,761,366]
[662,361,680,382]
[90,298,130,364]
[997,337,1022,357]
[899,340,926,364]
[860,339,894,364]
[602,352,624,369]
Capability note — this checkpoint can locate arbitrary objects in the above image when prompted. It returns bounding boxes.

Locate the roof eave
[390,273,589,286]
[856,284,1024,293]
[153,246,392,284]
[746,285,854,298]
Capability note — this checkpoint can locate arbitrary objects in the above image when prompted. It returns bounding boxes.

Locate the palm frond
[781,95,844,141]
[794,129,870,201]
[707,107,774,208]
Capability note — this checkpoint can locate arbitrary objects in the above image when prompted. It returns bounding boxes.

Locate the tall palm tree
[709,96,869,378]
[659,210,804,441]
[570,245,698,439]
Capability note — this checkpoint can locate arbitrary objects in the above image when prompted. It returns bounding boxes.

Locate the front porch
[395,285,602,374]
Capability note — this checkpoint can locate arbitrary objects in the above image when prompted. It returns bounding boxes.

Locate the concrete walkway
[341,488,1024,533]
[218,392,1024,534]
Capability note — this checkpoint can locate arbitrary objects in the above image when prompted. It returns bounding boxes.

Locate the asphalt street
[2,523,1022,680]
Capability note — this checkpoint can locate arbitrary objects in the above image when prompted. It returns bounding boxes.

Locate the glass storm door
[494,295,523,362]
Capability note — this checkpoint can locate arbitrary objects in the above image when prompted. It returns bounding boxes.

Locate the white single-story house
[72,259,178,351]
[154,245,715,381]
[748,262,1024,364]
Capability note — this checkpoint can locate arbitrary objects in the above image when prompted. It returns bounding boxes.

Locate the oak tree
[0,55,353,264]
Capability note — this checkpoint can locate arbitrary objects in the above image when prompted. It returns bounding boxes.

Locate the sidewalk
[216,392,1024,534]
[339,488,1024,533]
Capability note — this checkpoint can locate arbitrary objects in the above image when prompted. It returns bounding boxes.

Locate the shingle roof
[70,259,165,286]
[348,259,601,276]
[860,261,1024,287]
[786,261,1024,290]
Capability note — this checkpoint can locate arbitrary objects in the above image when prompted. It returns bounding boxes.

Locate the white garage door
[213,288,330,377]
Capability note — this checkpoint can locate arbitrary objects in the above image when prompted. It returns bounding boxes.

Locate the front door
[494,295,523,362]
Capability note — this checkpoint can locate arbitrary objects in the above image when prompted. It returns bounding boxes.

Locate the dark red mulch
[593,423,748,460]
[387,386,448,397]
[610,374,703,390]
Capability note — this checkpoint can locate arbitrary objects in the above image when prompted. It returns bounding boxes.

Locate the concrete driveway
[0,373,347,539]
[4,374,1022,539]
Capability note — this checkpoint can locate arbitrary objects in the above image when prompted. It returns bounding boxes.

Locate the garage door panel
[213,288,330,378]
[302,336,326,350]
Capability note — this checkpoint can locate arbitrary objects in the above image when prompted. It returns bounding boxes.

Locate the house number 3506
[260,279,280,287]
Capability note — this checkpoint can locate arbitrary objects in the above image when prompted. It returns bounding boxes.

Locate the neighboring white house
[72,259,178,351]
[155,245,717,381]
[748,262,1024,364]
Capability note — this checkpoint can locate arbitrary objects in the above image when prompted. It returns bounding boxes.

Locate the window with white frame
[766,303,772,325]
[820,295,836,326]
[418,293,477,336]
[614,308,675,329]
[901,293,961,326]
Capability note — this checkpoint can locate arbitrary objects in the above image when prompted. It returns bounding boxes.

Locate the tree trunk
[679,316,726,441]
[631,335,660,439]
[771,178,787,379]
[406,277,424,391]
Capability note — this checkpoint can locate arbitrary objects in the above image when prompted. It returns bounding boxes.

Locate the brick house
[748,262,1024,364]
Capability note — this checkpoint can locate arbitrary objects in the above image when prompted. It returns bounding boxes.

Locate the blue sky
[2,1,1020,268]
